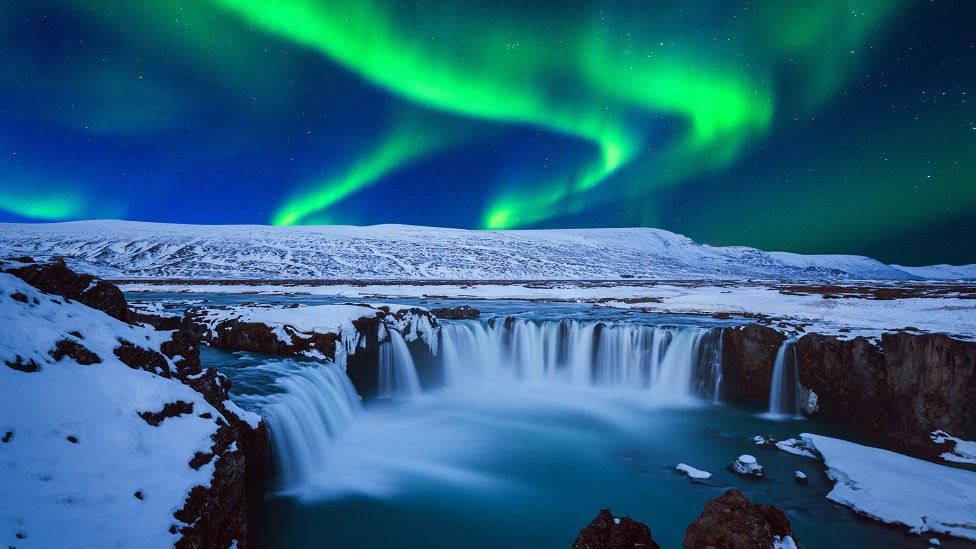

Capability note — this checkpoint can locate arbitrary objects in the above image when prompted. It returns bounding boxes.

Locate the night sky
[1,1,973,265]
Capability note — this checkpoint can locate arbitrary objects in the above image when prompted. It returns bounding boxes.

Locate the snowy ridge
[0,273,231,547]
[0,220,936,281]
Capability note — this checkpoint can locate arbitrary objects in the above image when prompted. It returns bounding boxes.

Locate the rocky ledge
[721,324,976,460]
[1,259,267,548]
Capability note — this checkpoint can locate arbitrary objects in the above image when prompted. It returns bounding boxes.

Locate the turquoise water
[142,292,973,548]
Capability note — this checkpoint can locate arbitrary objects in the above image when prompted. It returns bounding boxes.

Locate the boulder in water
[683,489,799,548]
[573,509,660,549]
[727,454,764,478]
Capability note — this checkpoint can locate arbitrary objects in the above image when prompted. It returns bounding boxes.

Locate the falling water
[437,319,723,400]
[378,329,423,398]
[243,361,363,493]
[768,341,800,417]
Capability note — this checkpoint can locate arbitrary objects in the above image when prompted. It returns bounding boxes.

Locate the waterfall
[437,318,723,400]
[242,360,362,492]
[378,329,423,398]
[768,341,800,417]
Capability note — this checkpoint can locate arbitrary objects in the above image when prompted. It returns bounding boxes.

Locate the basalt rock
[720,324,786,403]
[50,339,102,365]
[429,305,480,319]
[795,331,976,458]
[4,258,131,322]
[573,509,660,549]
[683,489,798,549]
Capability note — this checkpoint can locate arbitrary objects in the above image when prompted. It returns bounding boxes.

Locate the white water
[438,319,723,401]
[768,341,800,417]
[378,329,423,398]
[255,318,725,496]
[239,361,362,494]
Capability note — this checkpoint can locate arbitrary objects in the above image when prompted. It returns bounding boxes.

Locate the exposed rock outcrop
[683,489,799,549]
[722,323,976,460]
[3,257,131,322]
[429,305,480,319]
[795,331,976,458]
[573,509,660,549]
[720,325,786,403]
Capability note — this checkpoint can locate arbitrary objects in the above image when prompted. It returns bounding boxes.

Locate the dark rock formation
[684,489,798,549]
[573,509,660,549]
[115,339,172,377]
[795,331,976,457]
[720,325,786,403]
[139,401,195,426]
[50,339,102,365]
[3,258,131,322]
[5,355,40,373]
[429,305,480,319]
[721,323,976,460]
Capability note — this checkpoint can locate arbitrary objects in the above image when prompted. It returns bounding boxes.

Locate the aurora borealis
[1,1,973,264]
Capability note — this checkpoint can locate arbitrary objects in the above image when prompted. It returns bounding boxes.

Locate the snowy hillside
[0,220,945,281]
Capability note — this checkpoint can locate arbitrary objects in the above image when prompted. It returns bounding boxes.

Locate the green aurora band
[209,0,907,229]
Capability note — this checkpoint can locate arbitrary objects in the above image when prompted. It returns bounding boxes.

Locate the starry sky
[1,1,974,265]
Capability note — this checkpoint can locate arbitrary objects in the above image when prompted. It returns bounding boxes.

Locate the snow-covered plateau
[2,220,974,281]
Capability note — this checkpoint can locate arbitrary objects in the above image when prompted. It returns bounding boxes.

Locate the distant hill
[0,220,966,281]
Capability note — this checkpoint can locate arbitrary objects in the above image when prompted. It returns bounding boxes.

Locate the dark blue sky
[1,0,973,264]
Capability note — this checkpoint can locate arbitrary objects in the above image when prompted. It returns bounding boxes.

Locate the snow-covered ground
[122,281,976,340]
[4,220,968,281]
[801,433,976,541]
[189,302,439,363]
[0,272,255,547]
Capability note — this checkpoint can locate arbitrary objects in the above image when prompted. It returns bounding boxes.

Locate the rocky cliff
[722,324,976,459]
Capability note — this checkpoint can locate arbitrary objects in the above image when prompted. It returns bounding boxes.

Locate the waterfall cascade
[768,341,801,417]
[247,316,727,493]
[241,361,362,492]
[378,329,423,398]
[438,319,724,401]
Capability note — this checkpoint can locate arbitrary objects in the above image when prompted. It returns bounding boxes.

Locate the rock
[795,331,976,458]
[684,489,798,549]
[720,325,786,403]
[50,339,101,365]
[727,454,764,478]
[5,355,40,373]
[794,471,808,485]
[752,435,779,448]
[573,508,660,549]
[429,305,480,319]
[3,258,131,322]
[139,401,195,427]
[66,435,78,443]
[114,339,171,377]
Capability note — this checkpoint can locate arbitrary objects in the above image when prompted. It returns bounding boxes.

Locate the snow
[0,273,225,547]
[892,264,976,280]
[729,454,764,477]
[190,302,439,366]
[801,433,976,541]
[0,220,927,281]
[794,471,807,480]
[613,517,620,525]
[931,430,976,465]
[676,463,713,479]
[773,535,798,549]
[775,438,820,460]
[121,280,976,340]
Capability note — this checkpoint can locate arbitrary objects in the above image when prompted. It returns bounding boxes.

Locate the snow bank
[802,433,976,541]
[676,463,712,479]
[931,430,976,465]
[0,273,226,547]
